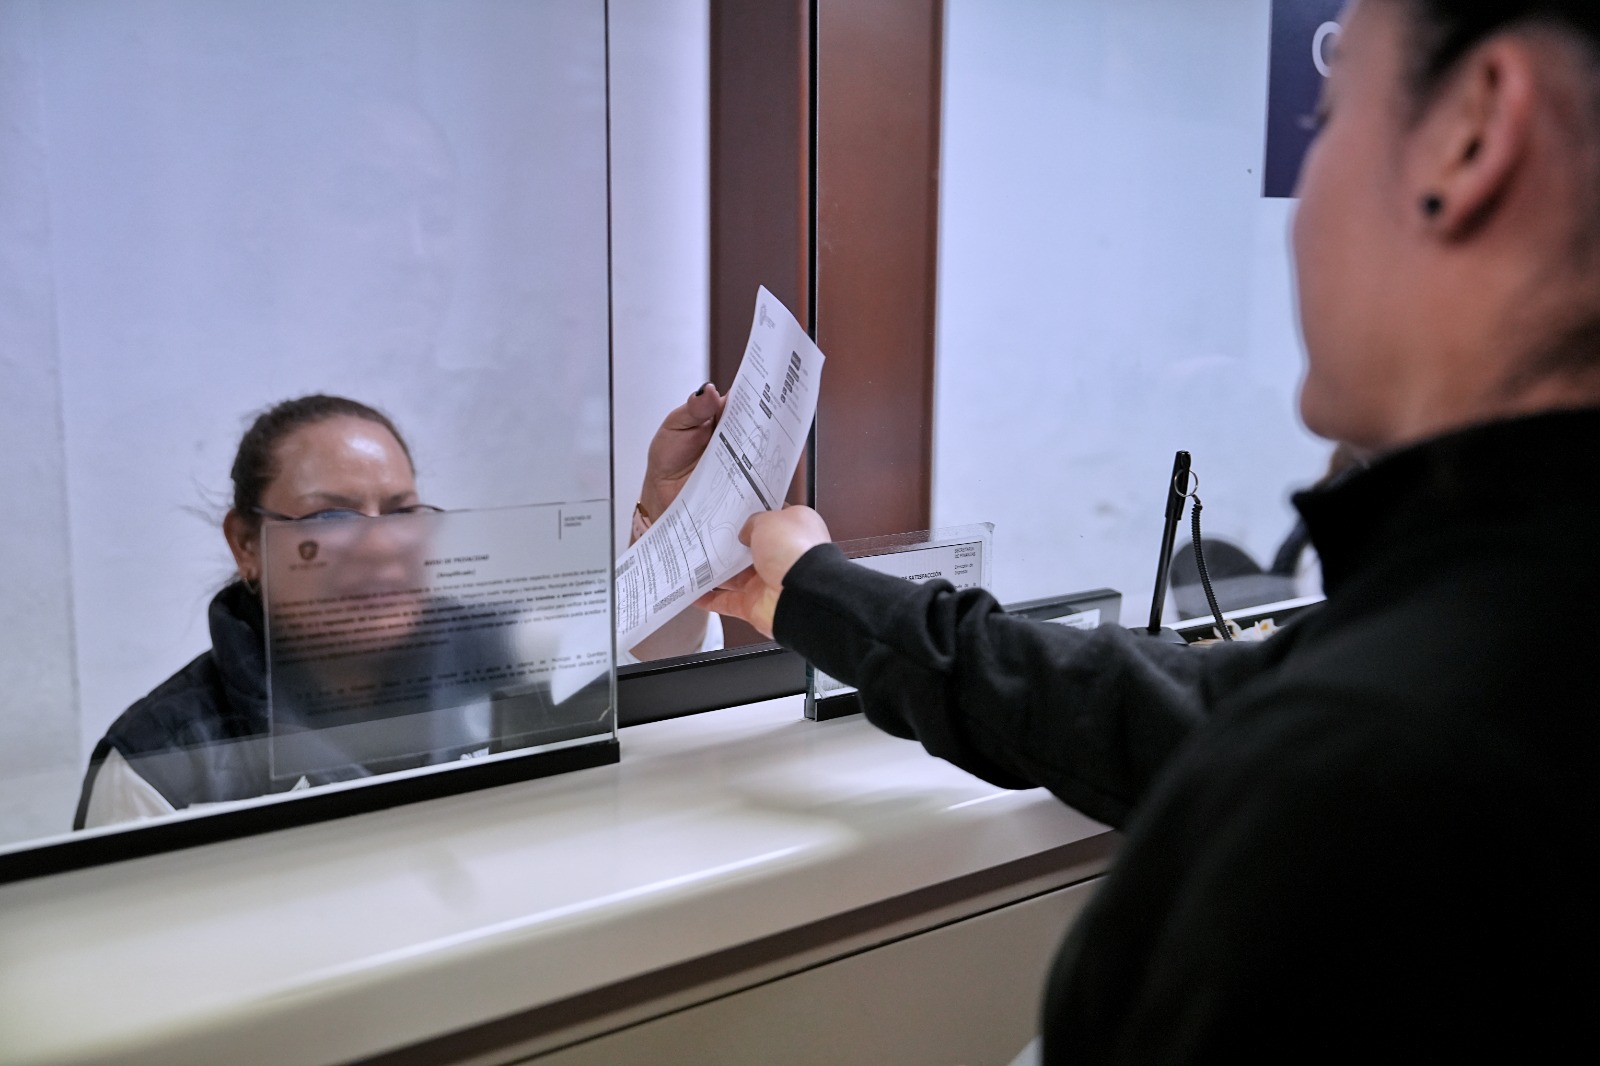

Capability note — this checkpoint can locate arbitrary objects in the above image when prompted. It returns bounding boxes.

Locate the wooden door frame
[710,0,943,572]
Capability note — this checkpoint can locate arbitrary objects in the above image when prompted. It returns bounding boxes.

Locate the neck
[1366,237,1600,455]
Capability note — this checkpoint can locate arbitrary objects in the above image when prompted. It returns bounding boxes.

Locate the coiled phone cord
[1187,491,1233,641]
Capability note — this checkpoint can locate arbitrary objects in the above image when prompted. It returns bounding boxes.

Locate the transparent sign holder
[262,501,615,789]
[806,524,994,722]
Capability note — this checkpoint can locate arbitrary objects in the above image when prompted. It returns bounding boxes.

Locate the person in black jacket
[703,1,1600,1060]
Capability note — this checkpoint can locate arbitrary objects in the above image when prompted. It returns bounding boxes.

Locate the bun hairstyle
[1398,1,1600,99]
[229,394,413,525]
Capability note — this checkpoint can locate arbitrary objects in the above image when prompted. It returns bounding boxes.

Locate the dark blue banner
[1262,0,1345,198]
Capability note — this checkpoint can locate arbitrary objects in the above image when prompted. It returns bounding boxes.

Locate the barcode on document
[694,561,713,586]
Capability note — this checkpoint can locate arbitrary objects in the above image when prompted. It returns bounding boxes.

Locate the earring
[243,574,260,596]
[1422,193,1444,218]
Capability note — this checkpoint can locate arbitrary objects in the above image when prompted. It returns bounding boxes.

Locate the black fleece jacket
[773,409,1599,1063]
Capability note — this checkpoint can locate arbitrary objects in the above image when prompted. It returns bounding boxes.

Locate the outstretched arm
[703,507,1274,827]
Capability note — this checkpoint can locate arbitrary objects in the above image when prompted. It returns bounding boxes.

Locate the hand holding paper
[638,383,728,524]
[697,506,834,638]
[615,287,825,650]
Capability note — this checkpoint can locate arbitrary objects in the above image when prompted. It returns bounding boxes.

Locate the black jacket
[73,583,371,828]
[773,409,1599,1062]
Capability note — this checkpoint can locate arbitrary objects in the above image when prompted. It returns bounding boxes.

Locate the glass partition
[933,0,1330,619]
[0,0,614,864]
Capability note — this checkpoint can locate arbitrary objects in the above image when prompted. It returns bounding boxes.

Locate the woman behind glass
[76,391,722,827]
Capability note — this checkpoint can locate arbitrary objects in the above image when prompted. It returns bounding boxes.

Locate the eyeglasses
[252,504,445,523]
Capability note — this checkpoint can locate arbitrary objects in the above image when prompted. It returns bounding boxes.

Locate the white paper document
[616,287,824,650]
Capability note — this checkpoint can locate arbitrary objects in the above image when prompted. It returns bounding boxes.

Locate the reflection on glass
[0,0,616,854]
[74,397,613,830]
[263,505,612,781]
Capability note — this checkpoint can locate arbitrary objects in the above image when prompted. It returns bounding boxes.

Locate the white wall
[609,0,711,553]
[0,0,82,843]
[934,0,1327,616]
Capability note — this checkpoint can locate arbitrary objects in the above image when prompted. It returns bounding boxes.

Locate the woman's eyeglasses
[252,504,445,523]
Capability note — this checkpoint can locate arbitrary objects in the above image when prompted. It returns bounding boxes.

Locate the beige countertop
[0,696,1111,1066]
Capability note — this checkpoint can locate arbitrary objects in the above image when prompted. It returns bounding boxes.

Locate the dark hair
[229,395,413,522]
[1396,1,1600,99]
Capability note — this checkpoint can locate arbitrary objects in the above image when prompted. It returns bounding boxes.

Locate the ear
[222,509,260,584]
[1413,35,1537,238]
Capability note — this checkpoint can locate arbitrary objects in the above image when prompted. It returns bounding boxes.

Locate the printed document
[616,287,824,650]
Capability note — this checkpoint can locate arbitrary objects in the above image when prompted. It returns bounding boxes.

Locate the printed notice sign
[615,287,824,650]
[1263,0,1344,197]
[261,502,613,780]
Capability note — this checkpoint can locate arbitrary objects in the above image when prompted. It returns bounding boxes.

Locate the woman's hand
[638,383,726,524]
[628,384,726,660]
[698,506,832,637]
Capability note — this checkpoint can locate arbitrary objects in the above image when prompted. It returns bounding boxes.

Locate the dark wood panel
[814,0,942,541]
[708,0,942,644]
[709,0,812,378]
[709,0,813,646]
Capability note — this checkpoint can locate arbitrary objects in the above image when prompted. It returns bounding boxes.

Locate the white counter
[0,697,1112,1066]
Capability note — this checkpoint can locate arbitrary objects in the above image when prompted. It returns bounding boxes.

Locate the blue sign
[1263,0,1345,198]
